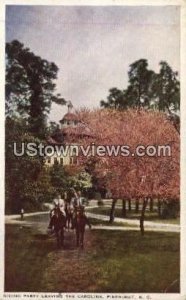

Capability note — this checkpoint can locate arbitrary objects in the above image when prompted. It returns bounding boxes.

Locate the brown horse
[50,206,66,248]
[75,208,91,248]
[65,203,74,230]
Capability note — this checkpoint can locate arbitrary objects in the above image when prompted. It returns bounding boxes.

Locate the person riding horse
[75,205,91,248]
[48,194,66,230]
[71,190,84,229]
[49,204,66,248]
[48,190,91,248]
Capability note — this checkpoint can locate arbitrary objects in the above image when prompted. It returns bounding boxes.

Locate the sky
[6,5,180,123]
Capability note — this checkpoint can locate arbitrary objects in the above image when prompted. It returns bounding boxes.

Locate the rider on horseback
[48,194,66,230]
[71,190,84,229]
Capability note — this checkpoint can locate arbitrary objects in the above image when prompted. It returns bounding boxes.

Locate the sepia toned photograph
[3,2,183,297]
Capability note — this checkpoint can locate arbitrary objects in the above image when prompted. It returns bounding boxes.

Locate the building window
[47,157,51,163]
[73,157,78,165]
[70,157,78,165]
[54,157,58,165]
[60,158,63,165]
[72,148,77,155]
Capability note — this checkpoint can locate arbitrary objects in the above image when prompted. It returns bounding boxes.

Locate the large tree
[151,61,180,113]
[100,88,127,110]
[126,59,155,108]
[5,117,45,213]
[100,59,180,116]
[76,108,179,235]
[6,40,66,137]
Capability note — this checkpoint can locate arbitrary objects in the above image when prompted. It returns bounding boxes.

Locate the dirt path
[40,229,96,292]
[87,212,180,233]
[5,210,180,233]
[5,211,180,293]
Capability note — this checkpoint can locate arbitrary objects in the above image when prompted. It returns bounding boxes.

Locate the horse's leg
[69,214,72,230]
[60,228,64,247]
[56,230,60,248]
[76,229,79,247]
[67,217,70,231]
[80,229,84,249]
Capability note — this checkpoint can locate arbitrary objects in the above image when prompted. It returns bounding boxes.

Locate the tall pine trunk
[122,199,126,217]
[135,199,139,213]
[149,198,154,212]
[158,199,162,217]
[128,199,131,211]
[140,198,148,236]
[109,199,117,223]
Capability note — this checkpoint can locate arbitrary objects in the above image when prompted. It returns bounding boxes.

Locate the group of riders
[48,189,91,234]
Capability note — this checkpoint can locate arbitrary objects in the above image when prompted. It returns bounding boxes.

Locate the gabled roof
[47,122,95,145]
[59,113,80,122]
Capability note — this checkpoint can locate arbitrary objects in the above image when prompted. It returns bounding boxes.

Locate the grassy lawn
[89,206,180,224]
[89,217,141,228]
[5,223,180,293]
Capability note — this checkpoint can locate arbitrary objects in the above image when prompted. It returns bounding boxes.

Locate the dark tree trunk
[149,198,154,212]
[128,199,131,211]
[122,199,126,217]
[140,198,148,236]
[109,199,117,223]
[158,199,161,217]
[135,199,139,213]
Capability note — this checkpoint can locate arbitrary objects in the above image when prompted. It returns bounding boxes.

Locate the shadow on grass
[89,206,180,224]
[5,223,180,293]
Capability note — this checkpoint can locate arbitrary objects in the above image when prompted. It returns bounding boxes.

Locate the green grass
[89,206,180,224]
[88,230,180,293]
[89,217,139,228]
[5,222,180,293]
[5,224,54,292]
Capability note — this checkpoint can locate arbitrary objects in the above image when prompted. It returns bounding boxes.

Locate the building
[45,101,93,167]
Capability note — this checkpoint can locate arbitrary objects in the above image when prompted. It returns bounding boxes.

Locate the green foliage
[5,117,55,213]
[161,200,180,219]
[126,59,155,108]
[100,59,180,114]
[5,117,92,213]
[6,40,66,138]
[151,61,180,113]
[49,165,92,197]
[67,171,92,190]
[100,88,127,110]
[5,40,67,213]
[49,164,69,196]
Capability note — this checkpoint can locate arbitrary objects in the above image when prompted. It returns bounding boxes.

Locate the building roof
[47,103,95,145]
[61,124,93,137]
[59,112,80,122]
[47,123,94,145]
[46,136,61,145]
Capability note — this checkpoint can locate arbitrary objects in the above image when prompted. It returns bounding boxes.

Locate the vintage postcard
[0,0,186,299]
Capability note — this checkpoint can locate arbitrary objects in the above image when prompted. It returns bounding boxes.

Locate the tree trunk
[158,199,161,217]
[122,199,126,217]
[128,199,131,211]
[140,198,148,236]
[149,198,154,212]
[135,199,139,213]
[109,199,117,223]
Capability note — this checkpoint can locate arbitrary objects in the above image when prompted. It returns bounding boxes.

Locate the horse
[74,207,91,248]
[65,202,74,230]
[50,206,66,248]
